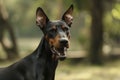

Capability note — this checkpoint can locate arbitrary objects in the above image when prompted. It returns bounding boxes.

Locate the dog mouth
[51,46,67,61]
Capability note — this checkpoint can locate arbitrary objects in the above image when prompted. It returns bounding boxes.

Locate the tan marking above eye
[52,26,57,30]
[62,25,65,29]
[62,25,65,28]
[68,34,70,39]
[49,38,54,46]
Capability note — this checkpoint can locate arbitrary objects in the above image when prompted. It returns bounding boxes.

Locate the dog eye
[50,29,57,33]
[48,29,57,38]
[63,27,68,32]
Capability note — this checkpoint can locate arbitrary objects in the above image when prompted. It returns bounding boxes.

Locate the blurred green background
[0,0,120,80]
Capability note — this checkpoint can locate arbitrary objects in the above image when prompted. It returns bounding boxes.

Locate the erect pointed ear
[62,4,73,27]
[36,7,49,29]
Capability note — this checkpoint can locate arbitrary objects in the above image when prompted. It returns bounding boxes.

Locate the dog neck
[35,36,59,64]
[35,37,54,60]
[34,37,58,80]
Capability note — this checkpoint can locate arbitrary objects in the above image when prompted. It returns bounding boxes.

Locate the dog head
[36,5,73,61]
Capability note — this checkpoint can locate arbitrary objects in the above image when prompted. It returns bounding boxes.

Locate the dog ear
[62,5,73,27]
[36,7,49,29]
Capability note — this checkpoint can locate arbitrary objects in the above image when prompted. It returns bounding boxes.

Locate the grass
[56,60,120,80]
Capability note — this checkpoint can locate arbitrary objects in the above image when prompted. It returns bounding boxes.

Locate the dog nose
[59,39,68,45]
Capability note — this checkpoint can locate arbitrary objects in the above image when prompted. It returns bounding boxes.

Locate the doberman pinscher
[0,4,73,80]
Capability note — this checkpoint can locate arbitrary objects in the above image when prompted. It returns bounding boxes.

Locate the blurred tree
[74,0,105,64]
[89,0,104,65]
[74,0,118,64]
[0,0,19,60]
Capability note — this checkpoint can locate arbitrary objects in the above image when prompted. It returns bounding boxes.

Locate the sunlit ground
[56,60,120,80]
[0,38,120,80]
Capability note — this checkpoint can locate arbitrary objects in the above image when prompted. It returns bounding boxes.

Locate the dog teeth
[51,46,68,57]
[64,47,67,51]
[52,47,60,56]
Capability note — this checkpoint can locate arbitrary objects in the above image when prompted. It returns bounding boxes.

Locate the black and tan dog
[0,4,73,80]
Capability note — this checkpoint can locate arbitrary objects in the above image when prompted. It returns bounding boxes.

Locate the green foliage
[104,3,120,43]
[79,34,87,45]
[73,0,90,11]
